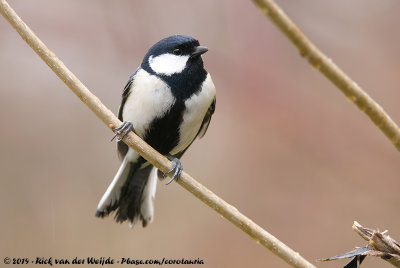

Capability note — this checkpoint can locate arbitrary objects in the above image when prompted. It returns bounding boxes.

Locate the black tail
[115,164,153,226]
[96,159,155,227]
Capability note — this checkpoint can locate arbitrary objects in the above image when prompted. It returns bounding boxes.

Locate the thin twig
[0,1,315,267]
[252,0,400,151]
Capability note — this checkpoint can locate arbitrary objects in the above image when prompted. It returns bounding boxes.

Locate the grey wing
[117,69,138,120]
[197,97,216,139]
[117,68,139,160]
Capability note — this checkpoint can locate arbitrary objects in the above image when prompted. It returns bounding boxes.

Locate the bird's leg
[111,121,135,142]
[164,154,183,185]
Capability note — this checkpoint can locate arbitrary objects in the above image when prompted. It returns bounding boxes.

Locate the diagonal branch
[252,0,400,152]
[0,1,315,267]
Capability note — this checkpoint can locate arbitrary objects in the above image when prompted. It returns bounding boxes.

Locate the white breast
[122,69,175,140]
[170,73,216,155]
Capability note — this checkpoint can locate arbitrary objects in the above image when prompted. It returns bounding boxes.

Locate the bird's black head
[141,35,208,99]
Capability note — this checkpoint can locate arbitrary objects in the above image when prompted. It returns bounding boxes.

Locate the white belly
[122,69,216,159]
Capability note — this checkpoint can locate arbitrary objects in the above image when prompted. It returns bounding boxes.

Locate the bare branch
[252,0,400,151]
[0,1,315,267]
[353,221,400,267]
[321,222,400,267]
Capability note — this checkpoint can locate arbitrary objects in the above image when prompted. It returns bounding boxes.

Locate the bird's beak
[191,46,208,57]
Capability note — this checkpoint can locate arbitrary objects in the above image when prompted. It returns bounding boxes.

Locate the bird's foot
[164,155,183,185]
[111,121,134,142]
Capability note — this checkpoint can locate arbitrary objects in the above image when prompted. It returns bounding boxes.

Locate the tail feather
[115,164,153,224]
[96,156,157,227]
[140,167,158,227]
[96,157,132,217]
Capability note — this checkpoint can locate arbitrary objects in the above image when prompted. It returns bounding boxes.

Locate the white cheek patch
[149,53,189,76]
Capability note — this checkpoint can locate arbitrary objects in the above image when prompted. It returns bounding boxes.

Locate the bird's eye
[173,48,182,55]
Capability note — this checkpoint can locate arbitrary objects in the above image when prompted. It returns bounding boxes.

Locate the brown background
[1,1,400,267]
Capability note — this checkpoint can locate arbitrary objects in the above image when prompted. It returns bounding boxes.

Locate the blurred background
[1,1,400,267]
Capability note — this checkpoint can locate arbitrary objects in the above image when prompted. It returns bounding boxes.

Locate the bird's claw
[164,155,183,185]
[111,121,134,142]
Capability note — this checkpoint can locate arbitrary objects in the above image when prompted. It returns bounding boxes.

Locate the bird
[95,35,216,227]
